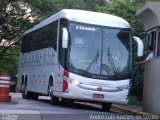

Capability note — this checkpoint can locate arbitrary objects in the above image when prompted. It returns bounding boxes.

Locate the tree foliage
[0,0,56,74]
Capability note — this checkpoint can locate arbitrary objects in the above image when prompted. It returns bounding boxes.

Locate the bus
[17,9,143,111]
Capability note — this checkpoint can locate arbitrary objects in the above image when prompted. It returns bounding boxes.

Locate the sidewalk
[113,104,142,115]
[112,104,160,119]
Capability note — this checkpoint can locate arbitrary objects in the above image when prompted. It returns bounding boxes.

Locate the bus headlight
[72,80,80,86]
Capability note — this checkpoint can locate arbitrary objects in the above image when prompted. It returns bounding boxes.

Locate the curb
[112,104,160,119]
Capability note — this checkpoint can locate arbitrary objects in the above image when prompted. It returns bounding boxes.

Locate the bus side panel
[18,48,59,95]
[52,65,64,97]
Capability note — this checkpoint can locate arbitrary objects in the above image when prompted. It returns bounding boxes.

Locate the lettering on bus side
[21,48,55,68]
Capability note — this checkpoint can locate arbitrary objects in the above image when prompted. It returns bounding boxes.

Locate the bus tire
[22,79,31,99]
[48,77,53,96]
[20,75,25,92]
[102,103,112,111]
[31,92,39,100]
[50,90,59,105]
[48,77,59,105]
[61,98,74,105]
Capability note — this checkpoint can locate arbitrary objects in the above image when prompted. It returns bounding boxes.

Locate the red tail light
[64,70,69,77]
[63,70,69,92]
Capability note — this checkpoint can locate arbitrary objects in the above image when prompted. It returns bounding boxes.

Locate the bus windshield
[67,22,132,78]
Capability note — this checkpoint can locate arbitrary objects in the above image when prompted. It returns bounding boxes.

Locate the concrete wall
[143,57,160,115]
[136,2,160,31]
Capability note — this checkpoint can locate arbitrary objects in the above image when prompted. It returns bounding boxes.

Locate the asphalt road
[0,93,143,120]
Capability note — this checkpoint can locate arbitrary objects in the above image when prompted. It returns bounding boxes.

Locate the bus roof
[24,9,130,35]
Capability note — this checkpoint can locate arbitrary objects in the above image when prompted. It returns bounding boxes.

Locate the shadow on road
[38,97,120,114]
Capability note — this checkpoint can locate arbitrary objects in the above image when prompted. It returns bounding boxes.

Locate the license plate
[93,94,104,99]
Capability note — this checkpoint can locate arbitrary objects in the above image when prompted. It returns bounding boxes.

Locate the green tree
[0,0,57,75]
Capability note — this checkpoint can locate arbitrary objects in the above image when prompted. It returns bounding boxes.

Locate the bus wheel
[50,90,59,105]
[61,98,74,105]
[102,103,112,111]
[48,78,53,96]
[48,77,59,105]
[22,81,31,99]
[31,92,39,100]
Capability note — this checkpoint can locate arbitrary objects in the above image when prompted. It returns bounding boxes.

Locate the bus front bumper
[62,83,129,104]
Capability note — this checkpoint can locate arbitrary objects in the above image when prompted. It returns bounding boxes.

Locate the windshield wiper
[107,46,117,74]
[86,49,99,71]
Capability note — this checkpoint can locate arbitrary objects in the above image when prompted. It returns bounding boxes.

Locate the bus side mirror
[133,36,144,57]
[62,28,69,49]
